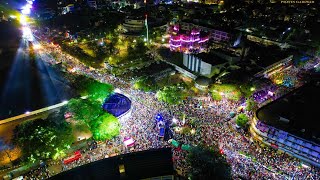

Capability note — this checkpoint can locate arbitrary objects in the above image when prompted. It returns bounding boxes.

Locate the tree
[89,113,120,141]
[67,98,104,123]
[210,84,242,101]
[187,146,231,180]
[156,85,186,104]
[12,113,73,162]
[134,77,157,92]
[246,98,257,111]
[211,91,223,101]
[74,76,114,101]
[86,81,114,102]
[236,113,249,128]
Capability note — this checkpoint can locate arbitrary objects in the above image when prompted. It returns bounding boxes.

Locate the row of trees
[12,77,120,163]
[12,112,73,163]
[67,77,120,141]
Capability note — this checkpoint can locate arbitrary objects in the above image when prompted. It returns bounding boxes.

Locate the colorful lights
[169,26,209,53]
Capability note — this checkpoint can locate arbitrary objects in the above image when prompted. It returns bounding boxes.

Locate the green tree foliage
[156,85,186,104]
[239,83,255,98]
[245,98,257,111]
[211,91,223,101]
[187,146,232,180]
[87,81,114,102]
[210,84,242,101]
[236,113,249,128]
[12,113,73,162]
[71,75,113,101]
[67,98,104,123]
[89,113,120,141]
[134,77,157,92]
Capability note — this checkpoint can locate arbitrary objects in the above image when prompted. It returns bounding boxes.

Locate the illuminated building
[178,22,231,42]
[169,25,209,53]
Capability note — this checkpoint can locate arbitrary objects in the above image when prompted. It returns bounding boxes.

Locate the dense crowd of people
[20,41,320,180]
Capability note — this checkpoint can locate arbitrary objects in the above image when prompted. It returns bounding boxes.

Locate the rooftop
[50,148,174,180]
[247,42,292,69]
[257,83,320,144]
[195,52,227,66]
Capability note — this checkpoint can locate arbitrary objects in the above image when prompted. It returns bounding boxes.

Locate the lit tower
[144,0,149,43]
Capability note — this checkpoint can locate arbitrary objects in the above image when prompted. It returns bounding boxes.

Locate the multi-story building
[178,22,231,42]
[122,17,145,33]
[169,26,209,53]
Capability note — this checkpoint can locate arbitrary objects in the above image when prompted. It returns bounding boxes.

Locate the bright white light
[22,26,33,40]
[301,163,310,168]
[21,7,31,15]
[25,111,30,114]
[25,4,32,9]
[268,91,274,96]
[33,44,42,50]
[19,15,27,25]
[62,100,68,104]
[172,117,177,123]
[9,15,17,19]
[114,88,122,93]
[143,38,147,42]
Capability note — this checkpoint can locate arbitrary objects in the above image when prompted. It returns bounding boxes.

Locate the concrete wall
[183,53,211,76]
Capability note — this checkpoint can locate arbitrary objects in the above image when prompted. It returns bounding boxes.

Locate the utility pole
[144,0,149,44]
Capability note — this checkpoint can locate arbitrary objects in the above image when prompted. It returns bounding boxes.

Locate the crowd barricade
[63,151,82,165]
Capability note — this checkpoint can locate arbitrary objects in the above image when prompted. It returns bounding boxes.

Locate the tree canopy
[187,146,232,180]
[134,77,157,92]
[67,98,104,123]
[156,85,186,104]
[245,98,257,111]
[236,113,249,128]
[71,75,113,101]
[89,113,120,141]
[210,84,242,101]
[12,113,73,162]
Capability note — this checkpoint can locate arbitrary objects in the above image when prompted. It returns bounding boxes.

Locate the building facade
[183,54,212,76]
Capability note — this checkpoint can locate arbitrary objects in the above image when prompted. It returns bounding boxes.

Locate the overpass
[0,101,69,125]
